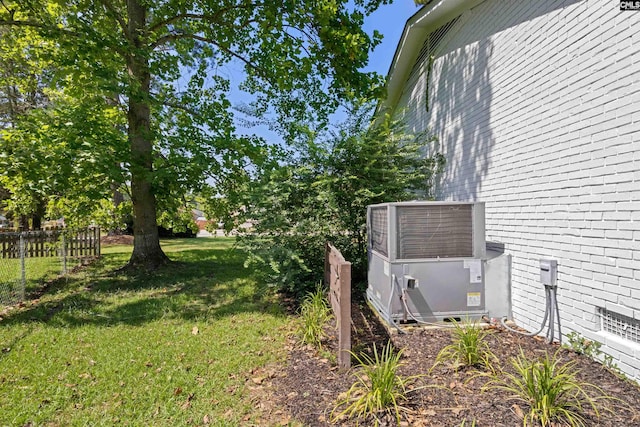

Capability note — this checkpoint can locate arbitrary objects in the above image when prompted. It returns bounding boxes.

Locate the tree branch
[0,0,14,19]
[159,98,205,122]
[0,17,82,39]
[97,0,128,40]
[150,33,271,83]
[148,2,260,34]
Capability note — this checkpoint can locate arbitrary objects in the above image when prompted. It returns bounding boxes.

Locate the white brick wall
[396,0,640,381]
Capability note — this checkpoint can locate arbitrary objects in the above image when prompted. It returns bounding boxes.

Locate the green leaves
[333,342,420,425]
[298,285,333,349]
[432,320,497,371]
[0,92,127,221]
[483,349,615,427]
[237,105,445,297]
[2,0,390,266]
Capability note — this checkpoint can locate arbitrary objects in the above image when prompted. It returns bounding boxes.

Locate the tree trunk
[125,0,168,269]
[18,214,28,231]
[31,199,45,230]
[108,181,125,235]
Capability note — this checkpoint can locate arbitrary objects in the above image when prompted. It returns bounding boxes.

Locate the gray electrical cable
[386,275,405,334]
[501,285,561,344]
[554,286,562,344]
[400,288,456,328]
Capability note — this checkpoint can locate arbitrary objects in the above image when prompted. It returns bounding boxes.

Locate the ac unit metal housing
[367,201,506,326]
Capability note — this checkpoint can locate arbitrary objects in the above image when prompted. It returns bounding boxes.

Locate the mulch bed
[253,302,640,426]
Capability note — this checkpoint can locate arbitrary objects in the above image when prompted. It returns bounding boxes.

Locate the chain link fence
[0,228,100,307]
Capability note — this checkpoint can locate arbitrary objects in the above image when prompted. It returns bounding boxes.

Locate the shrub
[483,348,613,427]
[564,332,602,359]
[235,106,444,300]
[333,342,420,426]
[432,320,497,371]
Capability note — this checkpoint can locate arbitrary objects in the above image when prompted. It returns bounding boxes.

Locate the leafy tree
[0,92,127,228]
[238,106,445,298]
[0,23,55,228]
[0,24,51,129]
[1,0,387,269]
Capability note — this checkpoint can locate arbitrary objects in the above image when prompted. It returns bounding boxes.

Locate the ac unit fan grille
[369,206,388,256]
[397,205,473,258]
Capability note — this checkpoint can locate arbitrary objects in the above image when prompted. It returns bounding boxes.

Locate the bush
[237,106,444,299]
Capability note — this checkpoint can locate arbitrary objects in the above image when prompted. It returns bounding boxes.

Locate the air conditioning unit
[367,201,493,326]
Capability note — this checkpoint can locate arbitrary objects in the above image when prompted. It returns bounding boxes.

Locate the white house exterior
[381,0,640,380]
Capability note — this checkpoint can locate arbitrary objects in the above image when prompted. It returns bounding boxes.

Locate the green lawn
[1,255,65,304]
[0,237,291,426]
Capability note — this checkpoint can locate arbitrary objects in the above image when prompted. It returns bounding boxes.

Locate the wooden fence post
[326,242,351,370]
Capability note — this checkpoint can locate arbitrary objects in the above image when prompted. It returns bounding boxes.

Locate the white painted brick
[619,296,640,311]
[604,302,635,318]
[603,335,638,358]
[581,329,606,345]
[605,266,635,279]
[619,277,639,290]
[605,248,633,259]
[398,0,640,378]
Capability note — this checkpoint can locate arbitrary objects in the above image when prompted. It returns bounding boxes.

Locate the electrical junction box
[540,259,558,287]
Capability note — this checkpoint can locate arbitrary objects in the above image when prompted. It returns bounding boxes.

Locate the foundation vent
[598,307,640,344]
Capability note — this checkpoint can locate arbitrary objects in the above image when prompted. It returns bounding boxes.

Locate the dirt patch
[101,234,134,245]
[255,302,640,426]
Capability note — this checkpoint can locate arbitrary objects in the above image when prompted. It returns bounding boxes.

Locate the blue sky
[362,1,420,75]
[231,1,420,142]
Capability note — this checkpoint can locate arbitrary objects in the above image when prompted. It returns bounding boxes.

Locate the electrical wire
[385,275,405,334]
[500,285,562,344]
[399,286,457,328]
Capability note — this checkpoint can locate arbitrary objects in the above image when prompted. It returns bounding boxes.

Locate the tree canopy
[0,0,388,268]
[237,105,445,297]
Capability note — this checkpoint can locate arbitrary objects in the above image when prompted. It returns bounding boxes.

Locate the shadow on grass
[0,242,285,329]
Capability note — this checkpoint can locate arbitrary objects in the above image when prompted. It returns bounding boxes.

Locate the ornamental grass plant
[483,348,614,427]
[298,284,332,349]
[432,320,497,372]
[333,342,421,426]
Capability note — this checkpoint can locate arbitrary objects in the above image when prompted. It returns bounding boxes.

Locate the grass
[333,342,420,426]
[0,256,66,304]
[0,237,290,426]
[483,348,614,427]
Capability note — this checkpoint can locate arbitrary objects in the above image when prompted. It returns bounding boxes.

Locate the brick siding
[396,0,640,380]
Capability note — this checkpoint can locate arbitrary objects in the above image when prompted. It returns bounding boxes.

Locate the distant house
[380,0,640,380]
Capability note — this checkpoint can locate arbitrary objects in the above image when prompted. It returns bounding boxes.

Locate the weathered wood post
[325,242,351,369]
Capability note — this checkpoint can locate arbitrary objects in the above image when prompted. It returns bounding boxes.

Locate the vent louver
[396,204,473,259]
[599,307,640,344]
[408,15,461,80]
[369,206,388,257]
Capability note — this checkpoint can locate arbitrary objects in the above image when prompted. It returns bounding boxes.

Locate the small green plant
[563,332,624,378]
[333,342,419,426]
[298,284,333,349]
[432,320,497,371]
[564,332,602,359]
[459,419,477,427]
[484,348,613,427]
